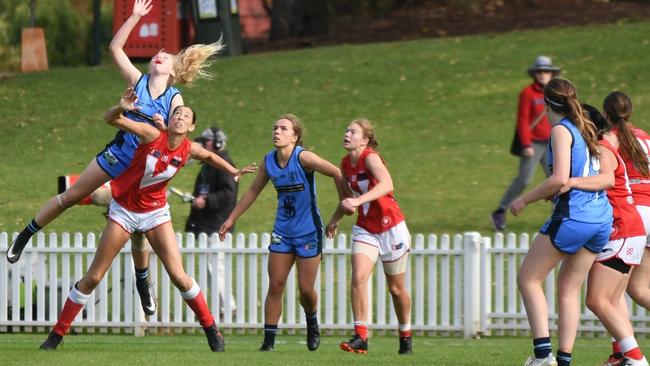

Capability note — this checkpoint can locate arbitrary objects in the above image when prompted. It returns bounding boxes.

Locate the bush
[5,0,89,68]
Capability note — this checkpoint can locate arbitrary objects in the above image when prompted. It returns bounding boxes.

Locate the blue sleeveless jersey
[265,146,323,237]
[102,74,180,177]
[548,119,612,223]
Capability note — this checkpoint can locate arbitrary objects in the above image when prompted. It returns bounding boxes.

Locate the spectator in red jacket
[491,56,561,231]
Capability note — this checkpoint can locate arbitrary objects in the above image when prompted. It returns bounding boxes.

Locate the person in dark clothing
[185,126,237,314]
[491,56,561,231]
[186,126,238,235]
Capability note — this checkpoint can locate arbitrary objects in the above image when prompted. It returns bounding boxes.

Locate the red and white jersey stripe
[600,139,645,240]
[341,147,405,234]
[615,125,650,206]
[111,132,191,212]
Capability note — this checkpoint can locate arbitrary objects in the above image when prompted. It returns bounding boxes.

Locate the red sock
[613,341,622,354]
[399,330,412,338]
[184,291,215,328]
[354,322,368,341]
[53,298,84,336]
[624,347,644,361]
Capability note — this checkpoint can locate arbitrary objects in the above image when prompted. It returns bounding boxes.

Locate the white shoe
[622,357,650,366]
[524,355,558,366]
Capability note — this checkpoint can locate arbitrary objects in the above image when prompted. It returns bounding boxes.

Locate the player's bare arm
[510,125,572,215]
[108,0,151,84]
[341,153,393,211]
[190,141,257,180]
[218,159,269,240]
[104,87,160,144]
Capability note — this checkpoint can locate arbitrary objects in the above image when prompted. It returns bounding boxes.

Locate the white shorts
[108,200,171,234]
[351,221,410,264]
[636,205,650,246]
[595,236,646,265]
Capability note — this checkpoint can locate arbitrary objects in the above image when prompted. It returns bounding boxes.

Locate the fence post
[480,235,492,336]
[463,232,481,338]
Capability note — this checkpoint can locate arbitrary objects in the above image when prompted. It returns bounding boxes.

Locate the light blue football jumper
[540,118,612,254]
[265,146,323,257]
[96,74,180,178]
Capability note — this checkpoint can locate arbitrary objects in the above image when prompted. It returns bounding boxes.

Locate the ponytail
[566,98,600,157]
[604,91,649,177]
[544,78,600,157]
[173,40,225,86]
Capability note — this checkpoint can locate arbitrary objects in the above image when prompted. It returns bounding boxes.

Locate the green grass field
[0,333,643,366]
[2,22,650,237]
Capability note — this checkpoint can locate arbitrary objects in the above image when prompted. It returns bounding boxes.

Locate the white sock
[619,336,639,353]
[180,278,200,300]
[398,323,411,332]
[69,285,91,305]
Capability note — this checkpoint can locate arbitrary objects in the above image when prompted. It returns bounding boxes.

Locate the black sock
[493,207,506,215]
[135,267,149,281]
[15,219,42,244]
[557,350,572,366]
[533,337,552,358]
[305,311,318,328]
[264,324,277,346]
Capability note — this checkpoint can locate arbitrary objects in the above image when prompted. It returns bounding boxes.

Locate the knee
[388,282,406,297]
[351,273,369,289]
[268,277,286,295]
[585,293,604,314]
[516,272,531,292]
[627,284,645,303]
[298,281,315,296]
[60,187,87,207]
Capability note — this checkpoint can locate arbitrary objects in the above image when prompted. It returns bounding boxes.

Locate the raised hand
[119,87,139,111]
[152,113,167,131]
[234,163,258,182]
[132,0,153,17]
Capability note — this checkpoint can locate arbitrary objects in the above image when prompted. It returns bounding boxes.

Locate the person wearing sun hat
[491,56,561,231]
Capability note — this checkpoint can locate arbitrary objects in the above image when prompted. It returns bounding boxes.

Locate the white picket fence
[2,231,650,337]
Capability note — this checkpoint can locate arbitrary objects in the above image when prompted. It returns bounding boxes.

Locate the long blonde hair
[173,40,225,86]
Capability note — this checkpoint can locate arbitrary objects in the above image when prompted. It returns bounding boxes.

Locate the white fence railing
[2,231,650,337]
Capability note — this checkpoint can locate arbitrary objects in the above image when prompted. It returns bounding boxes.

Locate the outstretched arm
[218,159,269,239]
[109,0,152,85]
[104,87,160,143]
[189,142,257,181]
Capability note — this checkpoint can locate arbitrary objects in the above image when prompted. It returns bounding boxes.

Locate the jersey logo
[283,195,297,219]
[140,153,178,189]
[170,156,183,167]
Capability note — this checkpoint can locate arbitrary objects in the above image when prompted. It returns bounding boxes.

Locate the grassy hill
[2,21,650,237]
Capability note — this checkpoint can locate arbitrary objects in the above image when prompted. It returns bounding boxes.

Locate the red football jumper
[600,140,645,240]
[111,131,191,212]
[614,125,650,207]
[341,147,405,234]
